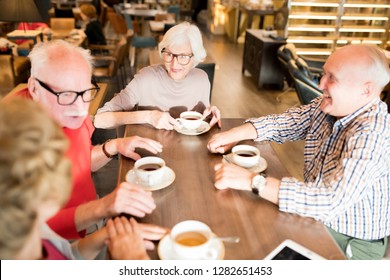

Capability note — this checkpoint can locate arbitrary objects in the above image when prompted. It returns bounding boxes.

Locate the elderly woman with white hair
[94,22,221,130]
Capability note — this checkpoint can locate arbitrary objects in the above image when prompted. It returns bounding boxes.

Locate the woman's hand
[115,136,163,160]
[106,217,150,260]
[203,106,221,128]
[147,111,178,130]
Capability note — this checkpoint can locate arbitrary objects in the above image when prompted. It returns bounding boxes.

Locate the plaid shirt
[248,97,390,240]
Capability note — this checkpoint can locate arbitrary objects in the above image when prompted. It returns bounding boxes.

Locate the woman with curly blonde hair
[0,98,151,260]
[0,98,72,259]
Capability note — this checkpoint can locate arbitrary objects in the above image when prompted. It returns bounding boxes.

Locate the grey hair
[360,44,390,90]
[342,44,390,91]
[28,40,93,77]
[158,22,206,67]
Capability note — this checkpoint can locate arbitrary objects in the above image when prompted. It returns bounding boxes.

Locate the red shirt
[12,89,97,239]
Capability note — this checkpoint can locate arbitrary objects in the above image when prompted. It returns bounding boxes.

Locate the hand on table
[207,123,257,154]
[214,162,255,191]
[138,223,169,250]
[103,181,156,218]
[106,217,150,260]
[116,136,163,160]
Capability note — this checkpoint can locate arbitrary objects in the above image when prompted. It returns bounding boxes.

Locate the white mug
[134,156,166,186]
[176,111,203,130]
[232,144,260,168]
[170,220,218,260]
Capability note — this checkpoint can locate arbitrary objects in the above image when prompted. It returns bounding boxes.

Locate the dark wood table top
[118,118,346,260]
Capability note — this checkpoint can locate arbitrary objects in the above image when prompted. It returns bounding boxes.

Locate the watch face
[252,175,265,195]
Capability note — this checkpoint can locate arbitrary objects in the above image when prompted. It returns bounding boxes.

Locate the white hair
[28,40,93,77]
[341,44,390,91]
[158,22,206,67]
[361,44,390,90]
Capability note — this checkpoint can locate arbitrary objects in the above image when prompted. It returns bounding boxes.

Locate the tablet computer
[263,239,326,260]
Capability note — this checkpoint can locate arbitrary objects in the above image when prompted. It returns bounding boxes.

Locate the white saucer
[157,234,225,260]
[174,121,211,136]
[125,167,175,191]
[222,153,268,173]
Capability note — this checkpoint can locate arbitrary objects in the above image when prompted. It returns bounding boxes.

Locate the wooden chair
[0,54,30,97]
[91,36,128,91]
[123,13,157,67]
[50,18,75,39]
[167,5,180,21]
[287,59,322,105]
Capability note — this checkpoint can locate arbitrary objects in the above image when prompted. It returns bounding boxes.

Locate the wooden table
[7,30,43,44]
[122,8,162,20]
[118,119,346,260]
[5,82,108,120]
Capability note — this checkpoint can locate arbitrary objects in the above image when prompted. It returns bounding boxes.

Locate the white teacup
[170,220,218,260]
[232,145,260,168]
[176,111,203,130]
[134,156,166,186]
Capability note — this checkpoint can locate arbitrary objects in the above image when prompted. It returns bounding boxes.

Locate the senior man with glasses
[2,40,168,252]
[94,21,221,131]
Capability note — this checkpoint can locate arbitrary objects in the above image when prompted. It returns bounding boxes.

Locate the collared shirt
[248,97,390,240]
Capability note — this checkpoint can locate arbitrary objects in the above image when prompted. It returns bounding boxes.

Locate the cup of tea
[177,111,203,130]
[170,220,217,260]
[231,144,260,168]
[134,156,166,186]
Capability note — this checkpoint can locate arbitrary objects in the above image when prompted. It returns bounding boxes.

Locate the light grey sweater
[97,64,211,118]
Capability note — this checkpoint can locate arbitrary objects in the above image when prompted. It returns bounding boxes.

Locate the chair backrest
[155,13,176,22]
[50,17,75,29]
[167,5,180,21]
[0,55,16,93]
[196,63,216,101]
[288,59,322,105]
[0,54,30,96]
[123,13,134,30]
[93,36,127,78]
[277,44,294,87]
[107,11,128,35]
[113,4,122,15]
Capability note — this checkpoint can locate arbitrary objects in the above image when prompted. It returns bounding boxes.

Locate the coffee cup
[176,111,203,130]
[134,156,166,186]
[170,220,218,260]
[232,145,260,168]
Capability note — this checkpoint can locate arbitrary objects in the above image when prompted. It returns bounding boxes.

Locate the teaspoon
[216,236,240,243]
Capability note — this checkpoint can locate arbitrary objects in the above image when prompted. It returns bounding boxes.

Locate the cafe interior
[0,0,390,260]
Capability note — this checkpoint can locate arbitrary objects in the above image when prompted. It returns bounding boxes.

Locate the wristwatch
[251,174,266,196]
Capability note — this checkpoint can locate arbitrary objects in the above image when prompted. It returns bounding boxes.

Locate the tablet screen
[270,246,310,260]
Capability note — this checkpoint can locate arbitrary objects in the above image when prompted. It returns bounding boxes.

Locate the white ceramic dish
[174,121,211,136]
[125,166,175,191]
[222,153,268,173]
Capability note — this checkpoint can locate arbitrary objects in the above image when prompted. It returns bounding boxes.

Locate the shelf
[295,48,333,55]
[289,12,338,20]
[287,0,390,56]
[288,24,337,32]
[287,36,336,44]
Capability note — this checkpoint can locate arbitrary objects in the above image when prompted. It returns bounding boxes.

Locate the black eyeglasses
[161,50,193,66]
[35,78,100,105]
